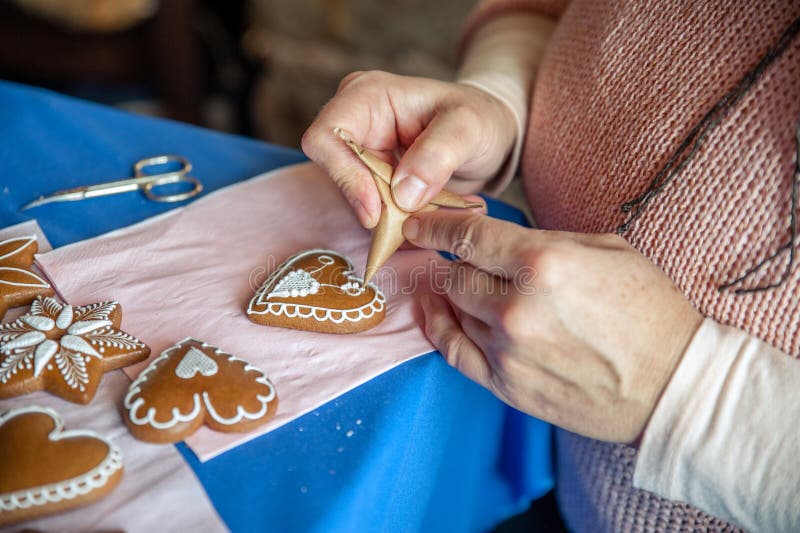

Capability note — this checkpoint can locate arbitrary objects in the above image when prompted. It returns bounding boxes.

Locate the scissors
[22,155,203,210]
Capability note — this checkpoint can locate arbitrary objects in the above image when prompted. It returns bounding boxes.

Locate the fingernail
[403,216,420,240]
[392,175,428,211]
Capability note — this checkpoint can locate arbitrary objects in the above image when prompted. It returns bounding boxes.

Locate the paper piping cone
[334,127,482,283]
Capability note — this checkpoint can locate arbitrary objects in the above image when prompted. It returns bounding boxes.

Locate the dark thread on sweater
[615,14,800,294]
[718,120,800,294]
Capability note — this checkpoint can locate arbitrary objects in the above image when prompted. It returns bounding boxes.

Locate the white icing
[55,305,74,329]
[0,267,50,288]
[21,315,54,331]
[67,319,112,336]
[267,269,321,299]
[0,405,123,512]
[0,235,36,262]
[33,339,58,377]
[60,335,102,358]
[247,249,385,324]
[1,331,45,352]
[175,347,218,379]
[124,338,277,430]
[0,297,144,391]
[55,350,89,391]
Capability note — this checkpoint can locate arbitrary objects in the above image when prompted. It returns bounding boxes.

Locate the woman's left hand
[403,210,703,444]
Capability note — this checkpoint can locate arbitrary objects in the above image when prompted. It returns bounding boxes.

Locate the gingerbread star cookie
[123,338,278,443]
[0,235,54,319]
[0,405,123,526]
[0,296,150,404]
[246,249,386,333]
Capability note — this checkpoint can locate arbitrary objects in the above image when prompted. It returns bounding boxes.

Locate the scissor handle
[136,154,202,203]
[134,154,192,176]
[142,174,203,203]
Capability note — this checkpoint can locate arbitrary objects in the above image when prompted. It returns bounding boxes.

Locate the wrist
[456,13,555,194]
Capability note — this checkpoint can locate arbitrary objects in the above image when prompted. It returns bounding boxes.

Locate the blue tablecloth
[0,80,553,532]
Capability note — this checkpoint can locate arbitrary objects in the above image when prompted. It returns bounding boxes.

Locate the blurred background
[0,0,474,147]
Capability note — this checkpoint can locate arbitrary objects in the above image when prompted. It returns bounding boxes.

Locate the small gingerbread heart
[123,338,278,443]
[0,405,123,526]
[0,235,54,319]
[246,249,386,334]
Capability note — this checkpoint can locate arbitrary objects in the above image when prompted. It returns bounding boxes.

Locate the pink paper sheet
[37,162,444,461]
[1,221,226,532]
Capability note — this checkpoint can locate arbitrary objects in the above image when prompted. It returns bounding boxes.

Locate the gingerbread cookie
[0,296,150,404]
[0,235,54,319]
[246,249,385,334]
[123,338,278,443]
[0,405,123,526]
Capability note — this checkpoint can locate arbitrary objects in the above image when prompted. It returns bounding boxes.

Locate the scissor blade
[21,190,86,210]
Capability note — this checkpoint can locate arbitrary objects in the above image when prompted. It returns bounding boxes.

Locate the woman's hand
[404,210,704,444]
[301,71,516,228]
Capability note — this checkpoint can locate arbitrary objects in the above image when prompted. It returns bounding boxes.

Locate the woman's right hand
[301,71,517,228]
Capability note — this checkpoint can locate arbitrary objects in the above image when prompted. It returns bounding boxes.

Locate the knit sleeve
[452,2,560,196]
[458,0,569,59]
[634,318,800,532]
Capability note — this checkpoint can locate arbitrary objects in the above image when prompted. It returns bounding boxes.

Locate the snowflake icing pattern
[0,296,149,404]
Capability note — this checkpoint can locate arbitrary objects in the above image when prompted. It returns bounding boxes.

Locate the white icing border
[124,338,277,430]
[0,405,123,512]
[0,267,50,289]
[0,235,36,262]
[246,249,385,323]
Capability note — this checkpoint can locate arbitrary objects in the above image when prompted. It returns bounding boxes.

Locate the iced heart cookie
[123,338,278,443]
[0,235,54,319]
[0,405,123,526]
[0,296,151,404]
[246,249,385,334]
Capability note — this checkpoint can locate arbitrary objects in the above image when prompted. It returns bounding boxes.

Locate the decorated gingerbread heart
[123,338,278,443]
[0,235,54,319]
[0,296,151,404]
[246,249,386,333]
[0,405,124,526]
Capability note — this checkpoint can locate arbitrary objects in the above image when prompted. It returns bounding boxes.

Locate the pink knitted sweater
[464,1,800,531]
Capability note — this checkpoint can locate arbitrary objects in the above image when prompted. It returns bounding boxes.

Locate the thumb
[392,108,482,211]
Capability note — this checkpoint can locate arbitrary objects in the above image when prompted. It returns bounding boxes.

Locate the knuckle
[450,104,483,131]
[440,333,468,371]
[452,214,485,248]
[595,232,628,249]
[337,70,366,91]
[414,136,461,175]
[528,391,558,423]
[488,369,515,403]
[495,298,527,335]
[442,332,466,362]
[522,245,566,287]
[347,69,391,89]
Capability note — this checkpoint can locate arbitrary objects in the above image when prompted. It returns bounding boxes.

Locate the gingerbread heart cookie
[123,338,278,443]
[0,235,54,319]
[246,249,386,333]
[0,405,123,526]
[0,296,151,404]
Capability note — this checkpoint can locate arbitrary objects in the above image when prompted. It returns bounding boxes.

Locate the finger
[445,261,510,326]
[461,194,488,214]
[403,210,532,273]
[302,124,381,228]
[303,74,399,228]
[453,308,496,354]
[391,107,485,211]
[420,293,492,388]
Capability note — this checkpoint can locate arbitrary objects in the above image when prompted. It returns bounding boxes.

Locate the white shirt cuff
[634,318,800,531]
